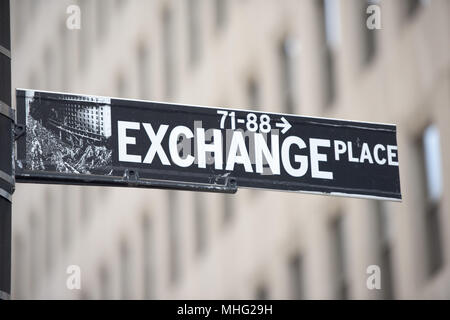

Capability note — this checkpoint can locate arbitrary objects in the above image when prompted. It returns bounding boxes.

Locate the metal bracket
[122,169,238,194]
[0,100,15,122]
[0,45,11,59]
[0,290,11,300]
[0,100,15,202]
[14,124,25,140]
[0,188,12,203]
[0,170,14,187]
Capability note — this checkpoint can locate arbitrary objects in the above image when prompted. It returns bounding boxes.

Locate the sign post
[0,0,13,301]
[15,89,401,201]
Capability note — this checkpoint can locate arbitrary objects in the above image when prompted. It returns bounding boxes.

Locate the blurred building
[9,0,450,299]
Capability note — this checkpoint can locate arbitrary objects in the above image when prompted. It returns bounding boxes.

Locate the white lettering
[387,145,398,166]
[255,133,280,175]
[310,138,333,180]
[374,144,386,165]
[142,123,170,165]
[118,121,142,163]
[226,131,253,172]
[334,140,347,161]
[169,126,195,167]
[281,136,308,177]
[359,143,374,164]
[197,128,223,169]
[347,141,359,163]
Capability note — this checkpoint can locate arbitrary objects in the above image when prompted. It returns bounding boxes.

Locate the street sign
[15,89,401,200]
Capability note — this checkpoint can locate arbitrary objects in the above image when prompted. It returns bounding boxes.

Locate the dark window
[288,253,304,299]
[168,191,180,283]
[223,194,233,225]
[247,78,260,110]
[194,193,206,254]
[44,46,53,90]
[404,0,422,19]
[142,214,154,299]
[96,0,109,40]
[115,0,125,9]
[162,7,175,98]
[187,0,201,66]
[60,22,68,91]
[374,201,394,299]
[319,0,339,106]
[98,264,111,299]
[119,240,130,299]
[78,0,89,70]
[215,0,228,30]
[116,74,127,97]
[330,214,348,299]
[138,45,150,99]
[45,188,53,271]
[13,234,25,299]
[255,285,269,300]
[362,0,378,66]
[80,185,89,223]
[418,125,444,276]
[279,36,298,114]
[29,212,38,295]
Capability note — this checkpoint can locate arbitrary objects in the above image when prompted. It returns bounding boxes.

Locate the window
[255,284,269,300]
[374,201,394,299]
[168,191,180,283]
[162,7,175,98]
[279,36,299,114]
[29,212,38,295]
[60,21,68,91]
[418,124,444,276]
[223,194,233,225]
[116,73,127,98]
[44,46,53,90]
[78,0,90,70]
[29,72,38,89]
[13,234,25,299]
[119,240,130,299]
[330,214,348,299]
[115,0,125,9]
[80,186,88,223]
[288,253,304,299]
[96,0,109,40]
[247,77,260,110]
[404,0,428,19]
[138,44,150,99]
[187,0,201,66]
[362,0,378,66]
[319,0,340,106]
[194,193,206,254]
[142,214,154,299]
[45,188,53,271]
[98,264,111,299]
[215,0,227,30]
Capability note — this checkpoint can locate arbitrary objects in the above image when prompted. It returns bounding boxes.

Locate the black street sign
[15,89,401,200]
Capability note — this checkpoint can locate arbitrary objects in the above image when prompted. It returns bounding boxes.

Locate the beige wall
[10,0,450,299]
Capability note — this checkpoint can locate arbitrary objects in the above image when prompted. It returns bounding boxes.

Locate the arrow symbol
[275,117,292,134]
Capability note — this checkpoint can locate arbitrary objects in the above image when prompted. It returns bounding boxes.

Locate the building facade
[10,0,450,299]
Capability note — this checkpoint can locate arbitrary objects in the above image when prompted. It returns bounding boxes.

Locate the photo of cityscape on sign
[0,0,449,311]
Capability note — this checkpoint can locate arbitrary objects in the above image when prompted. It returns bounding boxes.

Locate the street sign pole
[0,0,13,301]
